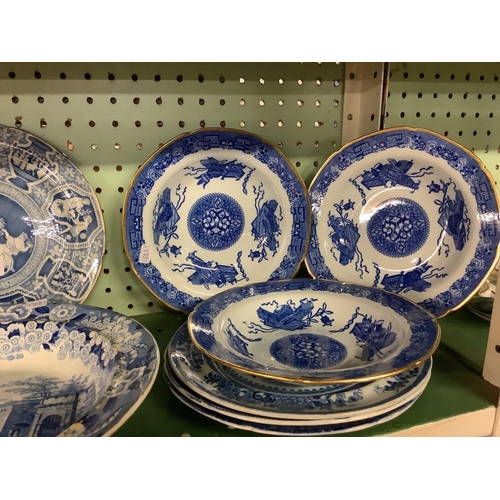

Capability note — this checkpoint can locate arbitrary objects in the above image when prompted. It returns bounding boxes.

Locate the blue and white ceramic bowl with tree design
[187,278,440,384]
[0,303,159,437]
[306,126,500,318]
[123,128,309,314]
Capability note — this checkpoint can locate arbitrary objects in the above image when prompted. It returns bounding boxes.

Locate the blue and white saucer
[166,379,420,436]
[123,128,309,314]
[0,125,105,305]
[188,279,440,384]
[306,126,500,318]
[0,303,159,437]
[169,322,432,421]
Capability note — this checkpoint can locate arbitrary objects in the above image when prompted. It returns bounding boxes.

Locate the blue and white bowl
[188,278,440,384]
[0,303,159,437]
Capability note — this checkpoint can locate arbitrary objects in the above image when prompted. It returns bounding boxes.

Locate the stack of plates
[164,279,440,436]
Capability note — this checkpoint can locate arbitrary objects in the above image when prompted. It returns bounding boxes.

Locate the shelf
[111,307,499,437]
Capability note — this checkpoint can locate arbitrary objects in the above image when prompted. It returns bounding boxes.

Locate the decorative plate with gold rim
[123,128,309,314]
[0,125,104,305]
[306,127,500,318]
[188,279,440,384]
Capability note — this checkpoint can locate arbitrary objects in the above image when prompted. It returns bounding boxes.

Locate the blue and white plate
[306,126,500,318]
[188,278,440,384]
[0,303,159,437]
[0,125,105,305]
[169,322,432,421]
[167,380,420,436]
[123,128,309,314]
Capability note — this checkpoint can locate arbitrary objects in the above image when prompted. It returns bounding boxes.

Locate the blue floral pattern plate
[188,279,440,384]
[0,303,159,437]
[123,128,309,314]
[0,125,105,305]
[166,378,420,436]
[306,127,500,318]
[167,322,432,421]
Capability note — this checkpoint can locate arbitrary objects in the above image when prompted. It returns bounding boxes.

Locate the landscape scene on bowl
[0,374,99,437]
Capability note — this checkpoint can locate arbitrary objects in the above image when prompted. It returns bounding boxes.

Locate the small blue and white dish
[123,128,309,314]
[0,303,159,437]
[0,125,105,305]
[167,322,432,422]
[188,278,440,384]
[306,126,500,318]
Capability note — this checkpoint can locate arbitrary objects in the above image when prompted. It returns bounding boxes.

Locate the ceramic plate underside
[167,381,419,436]
[0,125,105,305]
[123,128,309,313]
[307,127,500,318]
[188,279,439,384]
[167,323,432,422]
[165,362,429,427]
[0,303,159,437]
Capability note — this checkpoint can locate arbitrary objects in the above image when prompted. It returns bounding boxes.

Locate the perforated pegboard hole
[220,120,226,127]
[334,80,340,87]
[333,121,338,128]
[112,120,119,127]
[416,112,421,118]
[133,97,140,105]
[8,72,15,78]
[240,99,246,106]
[12,96,19,103]
[118,186,124,193]
[87,97,93,104]
[176,75,183,82]
[154,74,161,82]
[296,162,301,167]
[448,93,453,99]
[40,119,47,128]
[333,100,339,107]
[316,78,322,86]
[67,141,74,151]
[278,100,284,106]
[278,120,284,127]
[278,78,284,84]
[296,141,302,147]
[297,79,303,85]
[199,120,205,128]
[259,121,266,127]
[148,302,154,308]
[105,288,111,293]
[219,99,225,106]
[219,76,225,83]
[259,78,265,84]
[417,93,422,98]
[91,143,97,150]
[93,166,100,172]
[259,100,265,106]
[156,97,162,105]
[157,121,163,127]
[179,121,185,128]
[278,141,283,148]
[177,97,183,105]
[34,71,41,79]
[62,97,69,103]
[132,74,138,82]
[127,304,133,309]
[110,97,117,104]
[240,121,246,128]
[199,98,205,105]
[313,161,319,167]
[296,121,302,128]
[89,121,95,127]
[95,187,102,193]
[346,114,353,121]
[126,286,132,291]
[198,74,204,83]
[297,100,304,107]
[37,96,44,104]
[136,143,142,150]
[116,165,122,171]
[315,100,321,107]
[84,73,91,80]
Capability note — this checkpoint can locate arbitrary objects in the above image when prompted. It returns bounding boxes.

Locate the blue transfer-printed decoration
[153,184,186,257]
[328,199,368,277]
[243,298,334,334]
[183,157,255,193]
[187,193,244,251]
[307,128,500,317]
[124,129,309,313]
[223,318,261,359]
[366,198,430,258]
[270,334,347,370]
[375,259,448,294]
[172,250,248,290]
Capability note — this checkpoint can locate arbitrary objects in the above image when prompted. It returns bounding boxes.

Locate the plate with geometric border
[306,126,500,318]
[0,125,105,305]
[123,128,309,314]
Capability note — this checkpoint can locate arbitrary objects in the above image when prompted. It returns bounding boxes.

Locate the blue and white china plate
[169,322,432,421]
[123,128,309,314]
[167,380,419,436]
[165,363,428,428]
[306,126,500,318]
[0,125,105,305]
[188,278,440,384]
[0,303,159,436]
